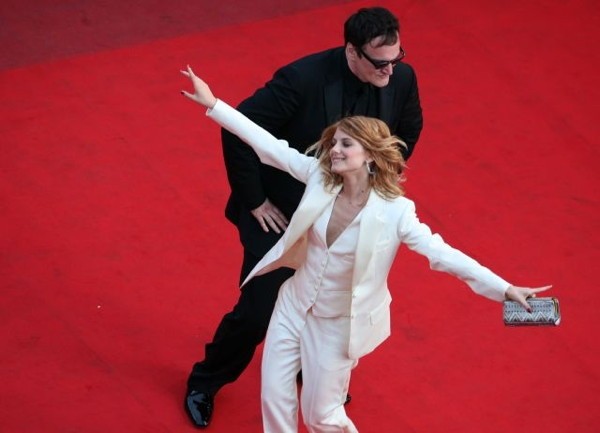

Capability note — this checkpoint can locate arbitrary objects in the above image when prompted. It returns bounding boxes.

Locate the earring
[366,161,375,176]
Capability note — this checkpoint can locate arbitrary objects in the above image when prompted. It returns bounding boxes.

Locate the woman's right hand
[505,284,552,312]
[180,65,217,109]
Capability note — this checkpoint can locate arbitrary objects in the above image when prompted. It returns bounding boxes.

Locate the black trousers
[187,248,295,396]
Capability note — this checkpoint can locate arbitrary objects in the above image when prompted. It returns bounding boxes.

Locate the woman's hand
[505,285,552,312]
[180,65,217,109]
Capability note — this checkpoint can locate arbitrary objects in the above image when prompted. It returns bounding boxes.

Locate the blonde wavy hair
[307,116,407,199]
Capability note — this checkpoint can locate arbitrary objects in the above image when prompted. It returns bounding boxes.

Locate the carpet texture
[1,1,598,432]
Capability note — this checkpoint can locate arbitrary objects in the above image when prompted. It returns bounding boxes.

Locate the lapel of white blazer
[241,180,341,286]
[283,182,341,251]
[352,191,387,288]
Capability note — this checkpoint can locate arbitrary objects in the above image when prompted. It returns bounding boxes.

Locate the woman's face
[329,128,370,175]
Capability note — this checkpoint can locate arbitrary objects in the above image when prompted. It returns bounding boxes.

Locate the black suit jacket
[221,47,423,256]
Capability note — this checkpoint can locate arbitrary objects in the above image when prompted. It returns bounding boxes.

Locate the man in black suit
[185,6,423,428]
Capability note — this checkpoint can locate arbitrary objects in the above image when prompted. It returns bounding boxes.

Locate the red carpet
[1,1,598,432]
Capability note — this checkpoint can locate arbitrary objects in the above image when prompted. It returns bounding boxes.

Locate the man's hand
[251,199,289,234]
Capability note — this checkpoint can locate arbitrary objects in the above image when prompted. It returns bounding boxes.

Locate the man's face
[348,35,403,87]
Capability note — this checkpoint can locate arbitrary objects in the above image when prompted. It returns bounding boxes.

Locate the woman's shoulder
[376,195,418,222]
[379,194,415,209]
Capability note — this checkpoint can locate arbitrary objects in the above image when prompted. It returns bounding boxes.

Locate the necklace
[338,187,370,207]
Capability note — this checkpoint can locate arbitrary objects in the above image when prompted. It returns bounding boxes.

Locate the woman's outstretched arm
[179,65,316,186]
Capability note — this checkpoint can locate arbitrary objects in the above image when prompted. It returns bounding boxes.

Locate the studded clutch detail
[503,297,561,326]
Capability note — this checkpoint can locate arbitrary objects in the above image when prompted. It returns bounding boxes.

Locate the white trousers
[261,282,359,433]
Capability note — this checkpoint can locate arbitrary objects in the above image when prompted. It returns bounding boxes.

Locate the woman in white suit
[180,66,551,433]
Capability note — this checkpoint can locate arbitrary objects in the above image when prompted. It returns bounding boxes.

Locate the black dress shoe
[185,390,214,428]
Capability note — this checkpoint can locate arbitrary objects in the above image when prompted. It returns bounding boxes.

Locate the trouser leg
[300,312,358,433]
[261,282,304,433]
[187,248,294,395]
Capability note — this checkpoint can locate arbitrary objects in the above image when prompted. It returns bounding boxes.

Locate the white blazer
[207,100,511,359]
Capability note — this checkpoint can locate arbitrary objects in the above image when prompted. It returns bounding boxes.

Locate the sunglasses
[357,46,406,70]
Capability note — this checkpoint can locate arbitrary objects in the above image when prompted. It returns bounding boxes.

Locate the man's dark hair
[344,7,399,48]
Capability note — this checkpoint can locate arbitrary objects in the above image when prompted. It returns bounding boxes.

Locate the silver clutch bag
[503,297,561,326]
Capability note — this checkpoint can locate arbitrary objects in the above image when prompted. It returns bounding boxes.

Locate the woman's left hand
[505,285,552,312]
[180,65,217,109]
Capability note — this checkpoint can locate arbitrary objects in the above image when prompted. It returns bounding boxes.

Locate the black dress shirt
[342,62,378,118]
